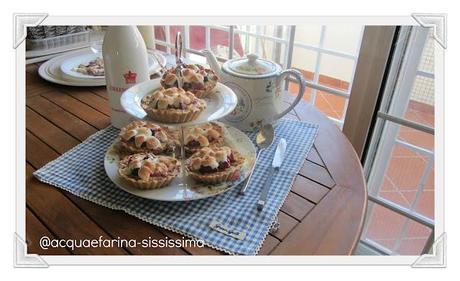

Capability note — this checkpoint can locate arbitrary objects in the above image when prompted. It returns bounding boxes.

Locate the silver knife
[257,138,287,211]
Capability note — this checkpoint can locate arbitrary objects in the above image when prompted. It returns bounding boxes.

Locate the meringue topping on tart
[118,153,179,189]
[160,64,219,98]
[119,121,175,155]
[141,87,206,123]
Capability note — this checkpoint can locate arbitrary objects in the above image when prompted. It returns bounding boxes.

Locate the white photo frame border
[14,14,446,267]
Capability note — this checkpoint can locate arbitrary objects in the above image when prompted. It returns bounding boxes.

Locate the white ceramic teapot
[203,50,306,131]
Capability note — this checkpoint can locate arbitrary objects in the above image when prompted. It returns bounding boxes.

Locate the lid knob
[247,53,259,65]
[225,53,279,77]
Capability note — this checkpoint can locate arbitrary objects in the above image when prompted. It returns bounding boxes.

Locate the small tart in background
[160,64,219,98]
[186,146,245,184]
[184,122,224,155]
[118,153,179,189]
[118,121,176,155]
[141,87,206,123]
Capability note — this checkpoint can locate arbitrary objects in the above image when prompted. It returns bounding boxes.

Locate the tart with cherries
[160,64,219,98]
[141,87,206,123]
[119,121,176,155]
[118,153,179,189]
[184,122,224,155]
[186,146,245,184]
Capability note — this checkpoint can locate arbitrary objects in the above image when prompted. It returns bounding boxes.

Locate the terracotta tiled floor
[289,78,434,255]
[288,78,347,120]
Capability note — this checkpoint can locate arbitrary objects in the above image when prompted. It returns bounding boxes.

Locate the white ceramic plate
[104,123,256,201]
[120,79,238,127]
[38,48,166,87]
[60,51,165,80]
[38,50,106,87]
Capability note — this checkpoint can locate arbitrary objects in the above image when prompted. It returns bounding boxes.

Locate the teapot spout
[202,49,222,77]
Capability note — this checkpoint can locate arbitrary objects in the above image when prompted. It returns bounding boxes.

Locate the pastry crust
[186,147,245,184]
[118,153,179,190]
[160,64,219,98]
[141,87,206,123]
[118,121,176,155]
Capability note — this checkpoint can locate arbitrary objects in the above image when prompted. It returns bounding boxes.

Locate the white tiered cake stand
[103,78,256,201]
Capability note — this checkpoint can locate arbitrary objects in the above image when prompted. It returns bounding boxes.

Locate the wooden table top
[25,63,367,255]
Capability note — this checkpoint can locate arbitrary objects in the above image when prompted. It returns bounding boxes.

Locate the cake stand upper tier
[120,79,238,127]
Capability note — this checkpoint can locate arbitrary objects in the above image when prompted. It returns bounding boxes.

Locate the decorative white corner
[412,13,447,49]
[412,233,446,268]
[13,13,48,49]
[14,233,48,268]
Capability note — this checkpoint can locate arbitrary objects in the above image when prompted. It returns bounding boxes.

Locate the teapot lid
[223,53,281,78]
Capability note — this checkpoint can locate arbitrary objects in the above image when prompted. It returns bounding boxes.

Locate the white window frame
[361,26,435,255]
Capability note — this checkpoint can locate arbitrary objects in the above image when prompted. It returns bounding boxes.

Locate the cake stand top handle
[175,32,184,65]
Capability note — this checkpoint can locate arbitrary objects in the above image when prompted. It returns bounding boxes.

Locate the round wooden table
[25,62,367,255]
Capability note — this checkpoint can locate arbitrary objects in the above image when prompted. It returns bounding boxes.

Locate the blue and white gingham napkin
[34,119,318,255]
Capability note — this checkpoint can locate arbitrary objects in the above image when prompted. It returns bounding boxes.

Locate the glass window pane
[234,33,286,64]
[209,27,231,58]
[188,25,206,51]
[364,201,432,255]
[374,143,433,215]
[153,25,168,52]
[319,54,354,91]
[235,25,287,57]
[417,33,435,73]
[291,47,317,81]
[368,121,434,220]
[388,36,434,128]
[410,76,435,110]
[397,124,434,151]
[153,25,184,53]
[323,25,363,55]
[294,25,322,46]
[397,220,431,255]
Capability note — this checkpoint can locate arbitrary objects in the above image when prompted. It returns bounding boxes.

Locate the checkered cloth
[34,119,318,255]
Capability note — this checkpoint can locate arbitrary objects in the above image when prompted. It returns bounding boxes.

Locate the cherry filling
[186,136,215,148]
[130,168,140,179]
[151,171,164,177]
[129,138,148,148]
[182,81,205,91]
[186,140,201,148]
[227,152,235,162]
[198,153,236,174]
[192,82,205,90]
[166,102,186,110]
[154,100,185,110]
[130,167,168,179]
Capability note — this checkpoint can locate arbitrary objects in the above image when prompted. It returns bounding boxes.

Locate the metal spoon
[239,124,275,194]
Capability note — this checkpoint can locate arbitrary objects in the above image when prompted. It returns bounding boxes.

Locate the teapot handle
[275,69,306,120]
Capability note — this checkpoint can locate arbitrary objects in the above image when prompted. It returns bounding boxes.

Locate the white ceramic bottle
[102,26,150,128]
